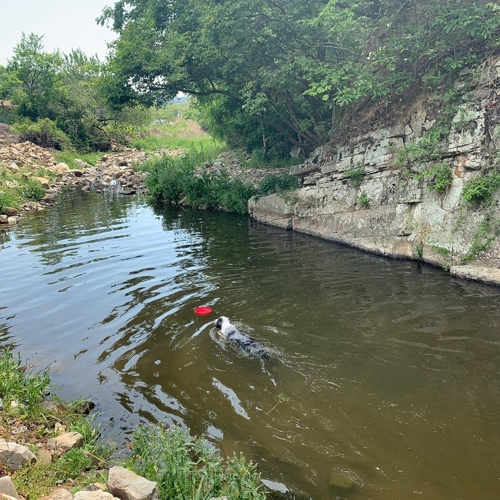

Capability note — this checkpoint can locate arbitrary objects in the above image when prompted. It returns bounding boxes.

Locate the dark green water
[2,190,500,499]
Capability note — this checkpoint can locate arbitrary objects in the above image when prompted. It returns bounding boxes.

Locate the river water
[1,189,500,499]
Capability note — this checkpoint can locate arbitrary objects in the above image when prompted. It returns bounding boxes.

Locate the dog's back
[214,316,271,359]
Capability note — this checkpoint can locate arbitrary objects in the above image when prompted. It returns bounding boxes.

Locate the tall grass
[131,119,221,152]
[143,146,256,215]
[128,425,267,500]
[144,147,300,215]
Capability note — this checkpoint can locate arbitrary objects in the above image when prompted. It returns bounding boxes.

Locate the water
[1,189,500,499]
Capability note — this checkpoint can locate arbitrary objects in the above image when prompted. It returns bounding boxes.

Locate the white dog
[214,316,270,359]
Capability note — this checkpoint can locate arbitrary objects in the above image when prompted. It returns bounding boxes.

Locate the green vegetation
[0,171,48,213]
[462,212,500,262]
[462,171,500,205]
[0,349,109,498]
[128,425,266,500]
[99,0,500,158]
[421,162,453,194]
[344,167,365,188]
[356,190,371,209]
[0,33,151,153]
[144,150,299,215]
[130,118,220,152]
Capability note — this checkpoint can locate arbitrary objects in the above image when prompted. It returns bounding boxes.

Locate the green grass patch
[54,150,104,169]
[131,119,221,152]
[128,425,266,500]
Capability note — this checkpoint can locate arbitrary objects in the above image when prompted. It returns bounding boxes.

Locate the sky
[0,0,117,65]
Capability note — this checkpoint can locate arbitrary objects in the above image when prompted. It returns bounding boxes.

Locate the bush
[462,171,500,205]
[257,174,299,196]
[344,167,365,188]
[144,149,256,215]
[128,425,266,500]
[18,179,46,201]
[15,118,71,150]
[422,162,453,194]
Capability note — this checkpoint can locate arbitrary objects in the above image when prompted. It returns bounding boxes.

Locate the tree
[98,0,500,155]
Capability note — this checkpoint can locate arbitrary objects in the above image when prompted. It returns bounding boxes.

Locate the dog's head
[214,316,231,338]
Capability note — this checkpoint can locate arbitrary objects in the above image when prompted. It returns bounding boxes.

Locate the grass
[130,119,221,152]
[54,151,104,169]
[143,149,300,215]
[127,424,267,500]
[0,349,110,498]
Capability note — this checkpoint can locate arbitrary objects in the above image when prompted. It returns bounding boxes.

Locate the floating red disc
[194,306,213,316]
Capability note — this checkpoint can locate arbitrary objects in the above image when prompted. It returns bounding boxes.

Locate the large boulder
[108,466,158,500]
[0,441,36,471]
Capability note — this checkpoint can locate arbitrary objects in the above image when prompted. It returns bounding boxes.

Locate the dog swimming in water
[213,316,271,360]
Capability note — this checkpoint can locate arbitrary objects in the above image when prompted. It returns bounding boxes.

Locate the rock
[74,492,118,500]
[0,494,18,500]
[41,401,67,415]
[0,215,8,224]
[39,489,73,500]
[3,207,19,216]
[70,170,83,178]
[37,448,53,466]
[48,432,83,456]
[0,441,37,471]
[83,483,108,492]
[31,176,50,189]
[54,163,70,175]
[73,159,88,169]
[7,217,17,225]
[0,476,19,498]
[108,465,159,500]
[329,470,355,491]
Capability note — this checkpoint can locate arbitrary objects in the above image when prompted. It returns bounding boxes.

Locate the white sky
[0,0,117,65]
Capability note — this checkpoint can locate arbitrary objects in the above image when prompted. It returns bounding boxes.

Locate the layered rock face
[250,58,500,285]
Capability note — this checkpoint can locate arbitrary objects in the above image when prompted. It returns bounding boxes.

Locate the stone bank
[250,57,500,286]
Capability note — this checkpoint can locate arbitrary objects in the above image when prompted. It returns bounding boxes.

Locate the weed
[462,171,500,205]
[266,394,290,415]
[420,162,453,194]
[356,190,371,209]
[344,167,365,188]
[128,425,266,500]
[18,179,46,201]
[257,174,299,196]
[463,212,500,262]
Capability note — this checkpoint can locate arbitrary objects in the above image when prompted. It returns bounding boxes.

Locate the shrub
[422,162,453,194]
[18,179,46,201]
[128,425,266,500]
[15,118,71,150]
[356,190,371,209]
[143,150,256,215]
[462,171,500,205]
[344,167,365,188]
[257,174,299,196]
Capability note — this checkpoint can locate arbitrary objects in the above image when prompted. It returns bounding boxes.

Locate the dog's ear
[215,317,223,330]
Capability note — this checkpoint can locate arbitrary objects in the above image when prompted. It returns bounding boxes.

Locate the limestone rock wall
[249,57,500,285]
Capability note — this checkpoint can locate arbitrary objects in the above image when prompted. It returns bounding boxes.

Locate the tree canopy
[101,0,500,157]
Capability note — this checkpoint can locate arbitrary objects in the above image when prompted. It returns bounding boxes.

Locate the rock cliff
[250,57,500,285]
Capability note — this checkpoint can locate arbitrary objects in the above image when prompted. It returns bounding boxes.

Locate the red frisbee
[194,306,213,316]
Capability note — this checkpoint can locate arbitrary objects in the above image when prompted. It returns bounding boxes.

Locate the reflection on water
[2,189,500,499]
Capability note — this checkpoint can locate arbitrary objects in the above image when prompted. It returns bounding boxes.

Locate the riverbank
[0,349,267,500]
